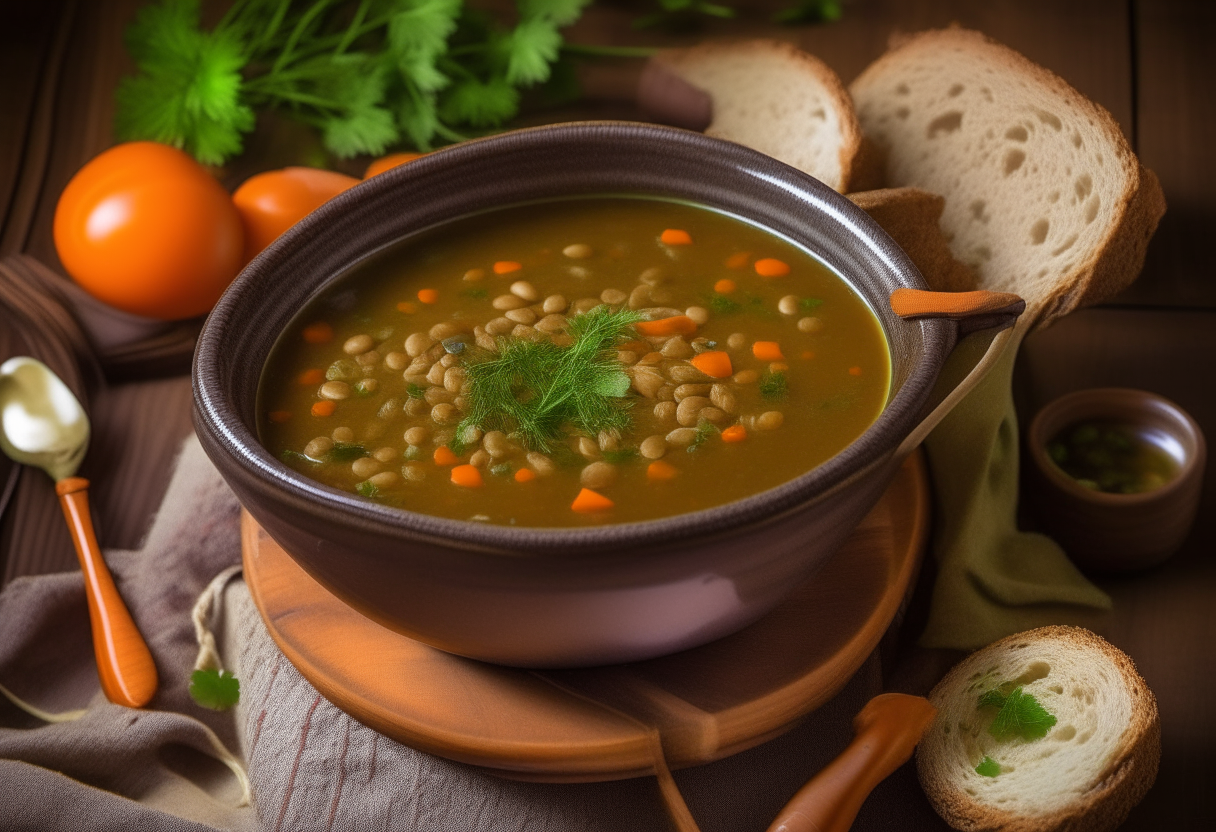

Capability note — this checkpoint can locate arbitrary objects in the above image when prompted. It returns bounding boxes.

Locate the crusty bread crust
[655,40,866,192]
[850,28,1165,328]
[917,626,1160,832]
[847,187,977,292]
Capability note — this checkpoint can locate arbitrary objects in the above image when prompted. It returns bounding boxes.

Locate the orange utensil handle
[767,694,937,832]
[56,477,158,708]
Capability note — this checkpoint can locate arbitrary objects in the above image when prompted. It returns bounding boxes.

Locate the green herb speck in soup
[257,197,891,526]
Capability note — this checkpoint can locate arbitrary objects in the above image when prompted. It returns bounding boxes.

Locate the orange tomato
[363,152,424,179]
[52,141,244,321]
[231,167,360,263]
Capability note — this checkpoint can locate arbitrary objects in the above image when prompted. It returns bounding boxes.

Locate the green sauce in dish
[1047,420,1180,495]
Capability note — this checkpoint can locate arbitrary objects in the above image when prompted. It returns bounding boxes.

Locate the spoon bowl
[0,356,157,708]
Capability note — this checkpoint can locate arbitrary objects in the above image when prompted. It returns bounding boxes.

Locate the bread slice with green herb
[643,40,876,192]
[917,626,1159,832]
[849,28,1165,326]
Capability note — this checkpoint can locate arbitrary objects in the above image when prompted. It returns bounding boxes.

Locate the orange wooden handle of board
[766,694,937,832]
[56,477,158,708]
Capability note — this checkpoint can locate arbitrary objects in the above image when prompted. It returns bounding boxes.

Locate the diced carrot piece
[417,288,439,304]
[433,446,459,465]
[752,341,784,361]
[514,468,536,483]
[571,488,614,513]
[713,278,737,294]
[298,368,325,385]
[724,252,750,269]
[397,301,417,313]
[364,152,423,179]
[310,401,335,417]
[754,258,790,278]
[450,464,483,488]
[493,260,522,274]
[302,322,333,343]
[635,316,697,337]
[660,229,692,246]
[647,460,678,481]
[690,350,733,378]
[268,410,292,423]
[849,366,863,376]
[721,425,747,443]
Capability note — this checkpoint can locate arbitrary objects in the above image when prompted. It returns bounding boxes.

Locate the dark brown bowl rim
[193,121,953,554]
[1027,387,1207,505]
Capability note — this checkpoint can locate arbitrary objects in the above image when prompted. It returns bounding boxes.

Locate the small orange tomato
[364,152,424,179]
[53,141,245,321]
[232,167,360,263]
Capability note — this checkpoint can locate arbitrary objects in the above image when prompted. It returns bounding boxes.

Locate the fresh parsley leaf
[330,442,369,462]
[982,686,1057,742]
[520,0,592,27]
[489,462,514,476]
[407,383,427,399]
[356,480,381,498]
[189,668,239,710]
[438,76,520,127]
[760,371,788,401]
[506,18,562,85]
[977,687,1009,710]
[975,756,1001,777]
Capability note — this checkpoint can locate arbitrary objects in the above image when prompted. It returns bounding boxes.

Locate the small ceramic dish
[194,122,1022,667]
[1025,388,1206,572]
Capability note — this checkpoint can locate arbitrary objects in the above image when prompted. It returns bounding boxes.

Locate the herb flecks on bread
[850,28,1165,327]
[650,40,868,192]
[918,626,1160,832]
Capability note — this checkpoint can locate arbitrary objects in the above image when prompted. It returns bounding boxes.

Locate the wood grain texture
[242,451,928,783]
[55,476,158,708]
[1122,0,1216,308]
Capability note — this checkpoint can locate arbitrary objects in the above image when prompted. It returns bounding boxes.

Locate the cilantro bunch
[116,0,593,165]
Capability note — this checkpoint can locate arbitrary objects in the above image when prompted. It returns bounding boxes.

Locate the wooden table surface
[2,1,1212,829]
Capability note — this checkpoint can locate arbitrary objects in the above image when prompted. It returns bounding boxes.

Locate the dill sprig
[458,307,640,451]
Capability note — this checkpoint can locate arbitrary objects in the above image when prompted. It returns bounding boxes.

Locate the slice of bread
[847,187,977,292]
[850,28,1165,326]
[917,626,1160,832]
[644,40,875,192]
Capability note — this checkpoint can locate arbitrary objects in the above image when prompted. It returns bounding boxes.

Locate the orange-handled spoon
[766,693,937,832]
[0,357,157,707]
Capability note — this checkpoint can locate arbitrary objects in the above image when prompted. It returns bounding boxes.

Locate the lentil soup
[258,197,890,526]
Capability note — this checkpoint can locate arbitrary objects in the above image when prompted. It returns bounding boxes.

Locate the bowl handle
[889,289,1026,458]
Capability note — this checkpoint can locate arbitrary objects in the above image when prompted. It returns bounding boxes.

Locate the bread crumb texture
[917,626,1160,832]
[850,29,1164,325]
[658,40,861,192]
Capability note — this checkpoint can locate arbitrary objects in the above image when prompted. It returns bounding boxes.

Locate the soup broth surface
[259,197,890,526]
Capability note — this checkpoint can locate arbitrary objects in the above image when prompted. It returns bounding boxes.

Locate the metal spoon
[0,356,157,708]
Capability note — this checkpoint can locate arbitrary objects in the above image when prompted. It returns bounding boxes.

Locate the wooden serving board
[241,451,929,783]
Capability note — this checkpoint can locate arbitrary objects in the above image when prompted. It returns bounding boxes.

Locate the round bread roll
[917,626,1159,832]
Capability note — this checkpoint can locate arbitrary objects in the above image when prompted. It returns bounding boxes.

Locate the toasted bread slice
[917,626,1159,832]
[646,40,873,192]
[850,28,1165,326]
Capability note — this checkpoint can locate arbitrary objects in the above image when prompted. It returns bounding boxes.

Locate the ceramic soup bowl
[194,122,1020,667]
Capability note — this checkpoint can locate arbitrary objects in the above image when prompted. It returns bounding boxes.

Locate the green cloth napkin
[919,325,1112,650]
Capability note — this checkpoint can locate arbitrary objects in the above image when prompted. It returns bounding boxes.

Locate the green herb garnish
[686,420,717,452]
[356,480,381,498]
[708,295,742,314]
[116,0,596,164]
[404,444,425,460]
[406,383,427,399]
[489,462,513,477]
[189,669,239,710]
[978,685,1057,742]
[799,297,824,310]
[459,306,640,451]
[462,287,489,299]
[330,442,369,462]
[975,756,1001,777]
[602,447,638,464]
[446,435,468,456]
[759,371,788,401]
